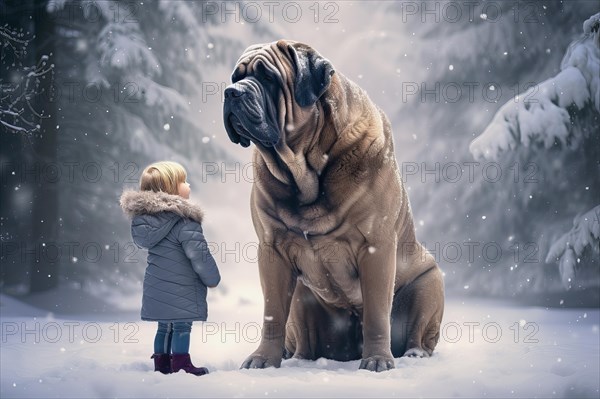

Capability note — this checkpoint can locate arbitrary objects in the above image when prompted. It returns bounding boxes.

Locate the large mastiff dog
[223,40,444,372]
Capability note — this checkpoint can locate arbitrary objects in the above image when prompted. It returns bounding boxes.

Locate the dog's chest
[293,238,363,309]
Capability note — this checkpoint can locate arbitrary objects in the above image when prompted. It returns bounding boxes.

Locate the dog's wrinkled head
[223,40,335,148]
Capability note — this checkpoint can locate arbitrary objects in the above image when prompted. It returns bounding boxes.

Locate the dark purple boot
[171,353,209,376]
[151,353,172,374]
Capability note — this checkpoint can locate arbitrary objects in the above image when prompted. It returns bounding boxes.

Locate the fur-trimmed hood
[120,190,204,224]
[120,190,204,249]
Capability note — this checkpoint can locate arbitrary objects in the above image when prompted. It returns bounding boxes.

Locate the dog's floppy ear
[286,43,335,107]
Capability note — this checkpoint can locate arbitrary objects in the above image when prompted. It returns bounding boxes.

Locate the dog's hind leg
[390,261,444,358]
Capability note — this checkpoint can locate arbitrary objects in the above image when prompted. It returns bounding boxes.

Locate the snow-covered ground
[1,292,598,398]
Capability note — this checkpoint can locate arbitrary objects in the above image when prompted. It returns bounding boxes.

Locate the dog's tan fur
[225,40,444,372]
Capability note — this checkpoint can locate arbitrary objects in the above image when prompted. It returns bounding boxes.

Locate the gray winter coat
[119,190,220,322]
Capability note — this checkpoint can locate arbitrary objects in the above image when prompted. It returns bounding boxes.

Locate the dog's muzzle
[223,82,280,148]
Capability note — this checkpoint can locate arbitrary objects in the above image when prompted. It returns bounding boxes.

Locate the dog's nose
[224,85,245,99]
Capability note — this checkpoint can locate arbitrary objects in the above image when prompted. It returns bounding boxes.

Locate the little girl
[120,161,220,376]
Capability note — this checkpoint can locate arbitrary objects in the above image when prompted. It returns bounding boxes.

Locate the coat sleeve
[177,220,221,288]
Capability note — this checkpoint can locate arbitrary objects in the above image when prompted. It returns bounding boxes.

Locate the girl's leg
[153,322,173,354]
[152,322,173,374]
[171,322,208,376]
[171,322,192,354]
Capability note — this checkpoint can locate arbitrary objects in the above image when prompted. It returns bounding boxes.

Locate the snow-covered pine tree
[470,13,599,159]
[470,12,600,291]
[370,1,600,302]
[43,0,249,296]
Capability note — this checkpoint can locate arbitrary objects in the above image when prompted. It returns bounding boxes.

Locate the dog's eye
[255,62,275,83]
[232,65,246,83]
[232,72,244,83]
[262,70,279,85]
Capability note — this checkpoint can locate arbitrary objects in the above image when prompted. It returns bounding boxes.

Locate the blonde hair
[140,161,187,195]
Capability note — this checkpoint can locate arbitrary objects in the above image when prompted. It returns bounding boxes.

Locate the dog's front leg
[240,242,296,369]
[358,242,396,372]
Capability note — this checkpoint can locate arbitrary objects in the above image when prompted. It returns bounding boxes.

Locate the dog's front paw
[359,355,395,372]
[403,347,431,358]
[240,350,282,369]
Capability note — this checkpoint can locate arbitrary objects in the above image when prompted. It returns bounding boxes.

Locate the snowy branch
[470,12,600,160]
[97,22,161,76]
[128,74,189,115]
[545,205,600,289]
[0,26,54,136]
